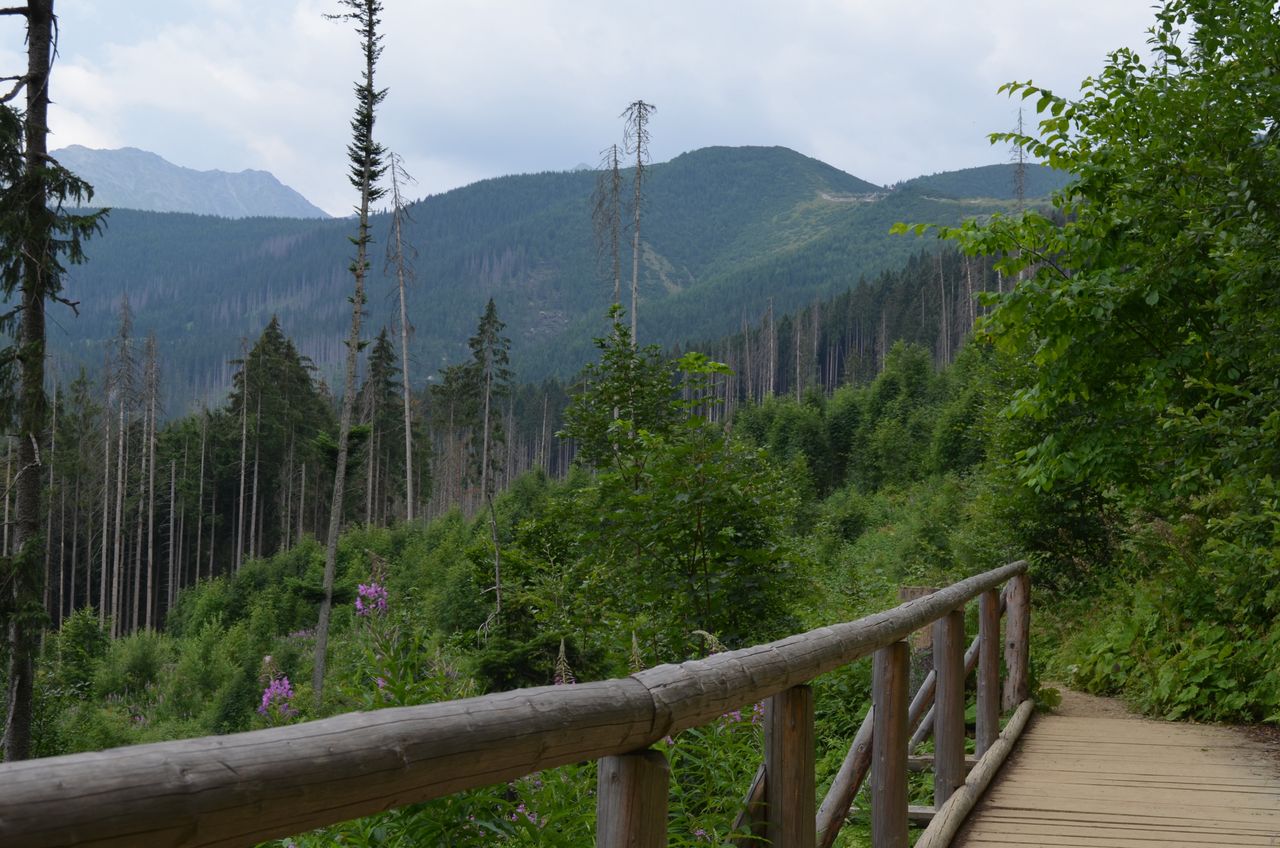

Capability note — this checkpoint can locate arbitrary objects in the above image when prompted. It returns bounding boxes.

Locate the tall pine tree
[314,0,388,703]
[0,0,104,759]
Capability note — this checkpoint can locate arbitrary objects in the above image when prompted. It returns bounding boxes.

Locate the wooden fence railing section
[0,560,1031,848]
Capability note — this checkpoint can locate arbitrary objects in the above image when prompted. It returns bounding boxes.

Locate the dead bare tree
[621,100,654,343]
[385,153,417,523]
[592,143,623,305]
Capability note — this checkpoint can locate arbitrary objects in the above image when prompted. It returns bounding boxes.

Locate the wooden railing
[0,560,1031,848]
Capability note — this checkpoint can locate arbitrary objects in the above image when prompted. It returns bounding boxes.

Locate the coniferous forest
[2,0,1279,846]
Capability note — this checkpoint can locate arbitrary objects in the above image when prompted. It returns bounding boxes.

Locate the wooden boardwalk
[956,690,1280,847]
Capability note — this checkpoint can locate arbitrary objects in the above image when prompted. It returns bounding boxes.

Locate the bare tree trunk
[623,101,653,343]
[767,299,776,396]
[4,439,12,556]
[194,412,206,580]
[248,399,261,561]
[167,460,175,617]
[282,439,294,551]
[365,423,375,525]
[145,355,156,630]
[964,256,976,331]
[538,394,548,474]
[111,398,126,637]
[42,385,56,617]
[298,462,306,542]
[388,158,416,523]
[488,499,502,622]
[207,497,216,578]
[937,252,950,367]
[236,344,248,573]
[55,472,64,625]
[99,414,110,624]
[131,415,146,633]
[480,356,493,508]
[795,315,802,401]
[70,477,80,615]
[812,301,821,393]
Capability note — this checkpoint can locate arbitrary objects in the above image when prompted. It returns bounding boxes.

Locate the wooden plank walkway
[955,689,1280,847]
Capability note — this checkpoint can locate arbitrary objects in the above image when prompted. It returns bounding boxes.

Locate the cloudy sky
[2,1,1156,215]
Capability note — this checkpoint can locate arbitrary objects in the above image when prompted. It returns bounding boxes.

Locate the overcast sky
[2,1,1157,216]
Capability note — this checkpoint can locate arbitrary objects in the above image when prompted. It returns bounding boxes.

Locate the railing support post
[933,608,965,807]
[596,749,669,848]
[871,640,908,848]
[1003,572,1031,711]
[976,588,1001,756]
[765,684,815,848]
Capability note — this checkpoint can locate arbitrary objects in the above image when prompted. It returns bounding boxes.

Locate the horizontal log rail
[812,568,1033,848]
[0,559,1029,848]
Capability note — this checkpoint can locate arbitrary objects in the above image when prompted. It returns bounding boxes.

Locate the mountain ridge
[55,145,1069,412]
[52,145,331,219]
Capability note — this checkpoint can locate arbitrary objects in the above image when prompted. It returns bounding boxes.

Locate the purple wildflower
[258,676,298,722]
[355,582,389,616]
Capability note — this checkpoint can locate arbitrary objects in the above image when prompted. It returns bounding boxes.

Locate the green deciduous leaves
[921,1,1280,521]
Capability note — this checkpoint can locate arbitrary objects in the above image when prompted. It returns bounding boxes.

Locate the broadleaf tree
[908,0,1280,619]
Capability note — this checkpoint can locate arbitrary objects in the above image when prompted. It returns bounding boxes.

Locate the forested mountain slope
[58,146,1066,411]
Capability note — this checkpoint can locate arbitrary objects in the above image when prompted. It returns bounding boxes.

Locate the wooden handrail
[0,559,1028,848]
[814,589,1007,848]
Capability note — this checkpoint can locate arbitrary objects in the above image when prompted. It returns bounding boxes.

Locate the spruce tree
[0,0,104,760]
[314,0,387,704]
[357,328,400,523]
[467,299,511,622]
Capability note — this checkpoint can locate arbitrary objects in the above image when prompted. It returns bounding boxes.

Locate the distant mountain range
[52,145,330,219]
[54,145,1070,412]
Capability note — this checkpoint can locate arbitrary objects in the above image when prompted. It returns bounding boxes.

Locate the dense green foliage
[917,0,1280,723]
[23,317,1065,843]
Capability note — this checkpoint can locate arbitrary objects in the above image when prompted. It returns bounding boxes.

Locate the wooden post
[913,700,1035,848]
[815,705,873,848]
[909,592,1005,753]
[932,609,965,807]
[730,764,768,846]
[596,749,669,848]
[1003,572,1030,711]
[765,685,815,848]
[871,641,909,848]
[976,589,1001,756]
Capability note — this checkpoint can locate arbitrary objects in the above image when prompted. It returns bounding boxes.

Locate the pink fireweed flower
[258,676,298,721]
[355,582,389,616]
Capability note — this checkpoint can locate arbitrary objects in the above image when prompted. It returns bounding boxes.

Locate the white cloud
[18,1,1156,214]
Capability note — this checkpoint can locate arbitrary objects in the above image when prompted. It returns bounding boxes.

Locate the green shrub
[94,630,171,699]
[52,607,109,693]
